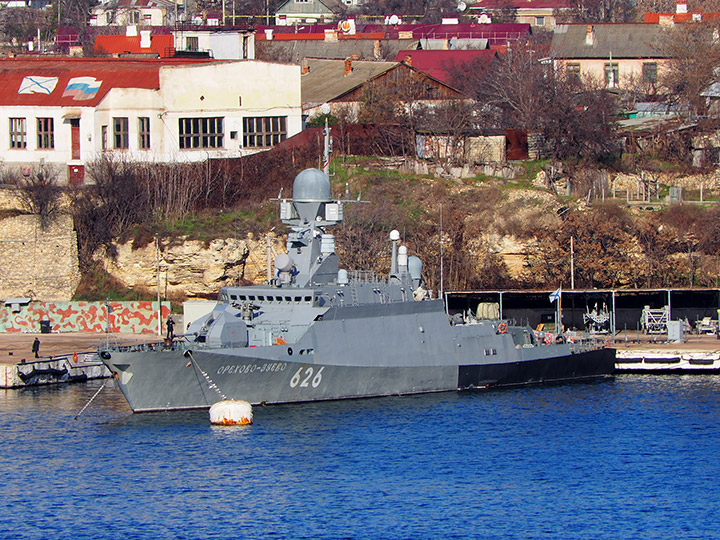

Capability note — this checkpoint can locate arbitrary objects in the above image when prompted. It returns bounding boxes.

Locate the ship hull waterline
[103,347,615,413]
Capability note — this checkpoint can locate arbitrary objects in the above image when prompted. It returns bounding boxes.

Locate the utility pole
[156,235,162,337]
[570,236,575,290]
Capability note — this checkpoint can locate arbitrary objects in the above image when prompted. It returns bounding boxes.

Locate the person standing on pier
[166,316,175,340]
[32,337,40,358]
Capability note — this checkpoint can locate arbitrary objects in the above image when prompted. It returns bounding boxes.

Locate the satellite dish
[457,1,467,11]
[479,13,491,23]
[389,14,400,25]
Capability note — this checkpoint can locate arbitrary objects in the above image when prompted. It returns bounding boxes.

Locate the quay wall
[0,301,171,333]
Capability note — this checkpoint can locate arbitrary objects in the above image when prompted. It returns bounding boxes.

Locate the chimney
[140,30,151,49]
[301,58,309,74]
[585,25,595,46]
[373,39,381,59]
[403,54,412,66]
[344,57,353,76]
[676,0,688,13]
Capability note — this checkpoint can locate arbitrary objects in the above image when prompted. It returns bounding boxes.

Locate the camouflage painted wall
[0,301,171,333]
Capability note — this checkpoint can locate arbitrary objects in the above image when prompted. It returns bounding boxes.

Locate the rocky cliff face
[96,234,284,298]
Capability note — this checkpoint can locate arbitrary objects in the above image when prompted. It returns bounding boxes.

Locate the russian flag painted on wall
[63,77,102,101]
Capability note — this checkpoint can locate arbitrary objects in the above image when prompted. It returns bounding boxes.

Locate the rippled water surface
[2,376,720,539]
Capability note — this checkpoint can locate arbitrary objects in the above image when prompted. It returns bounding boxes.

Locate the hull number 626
[290,366,325,389]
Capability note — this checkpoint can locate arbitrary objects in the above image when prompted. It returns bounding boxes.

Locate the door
[70,118,80,160]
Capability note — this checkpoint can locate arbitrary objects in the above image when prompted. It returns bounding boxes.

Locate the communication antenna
[321,103,331,175]
[439,205,444,298]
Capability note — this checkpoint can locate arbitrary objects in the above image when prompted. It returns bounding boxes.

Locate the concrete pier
[614,332,720,373]
[0,332,159,389]
[0,353,110,388]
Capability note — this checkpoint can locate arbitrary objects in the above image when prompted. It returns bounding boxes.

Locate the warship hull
[105,348,614,412]
[103,300,615,412]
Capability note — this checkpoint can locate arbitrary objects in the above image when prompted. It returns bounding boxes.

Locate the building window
[178,117,224,149]
[37,118,54,149]
[101,125,108,151]
[129,10,140,24]
[9,118,26,149]
[643,62,658,83]
[186,36,198,51]
[139,117,150,149]
[243,116,287,148]
[604,63,619,87]
[566,63,580,82]
[113,117,129,149]
[535,16,545,26]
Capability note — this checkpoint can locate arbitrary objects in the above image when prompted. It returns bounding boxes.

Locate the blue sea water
[1,376,720,540]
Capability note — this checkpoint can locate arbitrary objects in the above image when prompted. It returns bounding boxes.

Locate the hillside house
[172,28,256,59]
[0,57,301,184]
[469,0,572,29]
[644,0,720,24]
[300,57,466,121]
[550,24,672,89]
[274,0,343,25]
[89,0,176,26]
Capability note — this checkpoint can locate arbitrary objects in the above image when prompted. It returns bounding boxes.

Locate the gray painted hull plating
[103,300,615,412]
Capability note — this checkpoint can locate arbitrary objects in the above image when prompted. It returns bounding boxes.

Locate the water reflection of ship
[583,302,610,334]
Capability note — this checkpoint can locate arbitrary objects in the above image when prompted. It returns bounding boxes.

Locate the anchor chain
[185,350,227,401]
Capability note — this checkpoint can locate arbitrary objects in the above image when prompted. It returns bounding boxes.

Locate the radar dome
[293,168,331,202]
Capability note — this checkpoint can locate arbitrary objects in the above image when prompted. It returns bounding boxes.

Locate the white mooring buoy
[209,400,253,426]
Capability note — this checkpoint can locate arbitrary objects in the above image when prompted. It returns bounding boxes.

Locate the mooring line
[74,378,110,420]
[185,351,227,401]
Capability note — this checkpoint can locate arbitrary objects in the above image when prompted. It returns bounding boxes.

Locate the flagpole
[558,287,562,336]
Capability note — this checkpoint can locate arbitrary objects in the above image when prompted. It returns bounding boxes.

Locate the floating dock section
[616,350,720,373]
[0,353,109,389]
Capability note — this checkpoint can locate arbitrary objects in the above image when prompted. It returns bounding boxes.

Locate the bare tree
[451,41,619,163]
[655,22,720,118]
[15,166,62,229]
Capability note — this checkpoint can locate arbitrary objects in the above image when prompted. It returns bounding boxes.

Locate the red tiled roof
[94,34,175,57]
[0,57,211,107]
[395,49,496,85]
[644,11,720,22]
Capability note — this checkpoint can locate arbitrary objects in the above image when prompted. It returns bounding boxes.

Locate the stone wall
[0,214,81,301]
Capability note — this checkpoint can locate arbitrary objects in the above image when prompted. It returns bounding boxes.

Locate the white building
[89,0,175,27]
[0,57,302,184]
[173,29,256,60]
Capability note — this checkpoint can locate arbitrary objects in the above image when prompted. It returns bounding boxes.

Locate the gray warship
[100,168,615,412]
